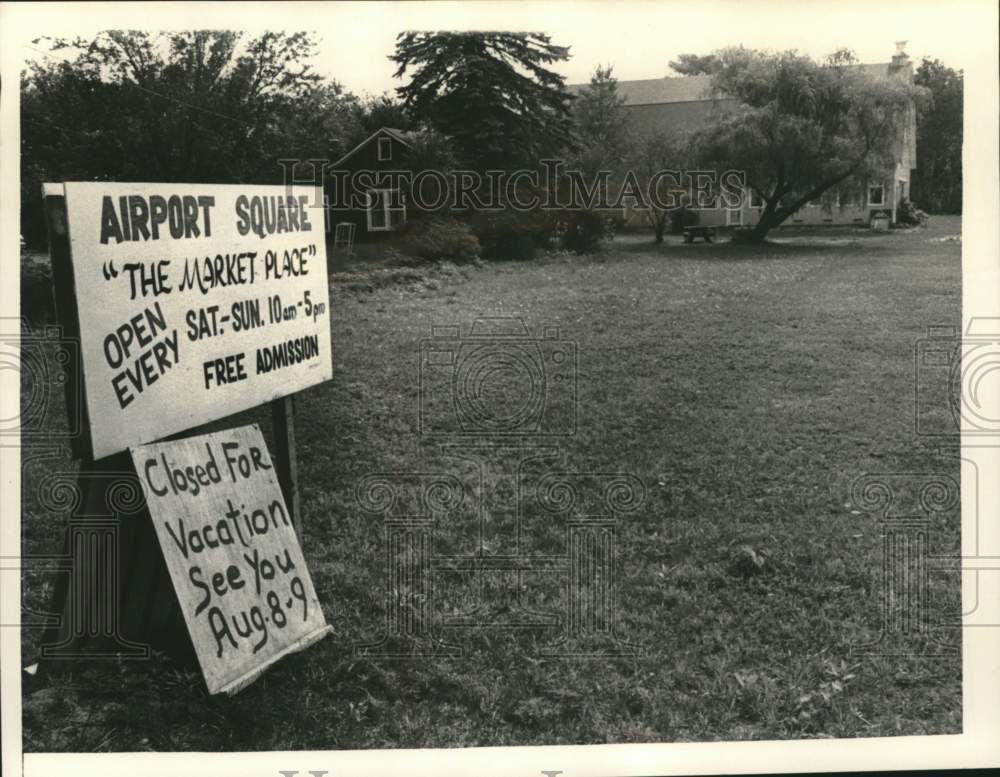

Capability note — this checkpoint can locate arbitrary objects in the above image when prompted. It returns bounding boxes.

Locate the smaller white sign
[132,424,331,695]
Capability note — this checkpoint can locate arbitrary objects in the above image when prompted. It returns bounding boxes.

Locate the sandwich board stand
[38,182,333,694]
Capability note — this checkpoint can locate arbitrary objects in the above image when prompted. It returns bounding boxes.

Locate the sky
[302,0,980,97]
[8,0,987,99]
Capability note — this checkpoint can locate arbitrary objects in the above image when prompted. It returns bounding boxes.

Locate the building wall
[615,58,915,229]
[621,194,888,230]
[626,99,737,138]
[326,130,411,240]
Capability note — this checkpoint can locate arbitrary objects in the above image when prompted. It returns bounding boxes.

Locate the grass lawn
[20,217,963,750]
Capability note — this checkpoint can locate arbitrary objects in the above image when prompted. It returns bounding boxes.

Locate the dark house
[326,126,415,240]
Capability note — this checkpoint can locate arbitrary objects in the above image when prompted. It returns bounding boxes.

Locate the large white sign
[60,182,332,459]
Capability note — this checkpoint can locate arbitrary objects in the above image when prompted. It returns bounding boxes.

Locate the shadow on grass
[614,230,900,261]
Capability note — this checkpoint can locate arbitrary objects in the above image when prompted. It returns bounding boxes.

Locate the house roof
[857,62,893,79]
[568,62,894,107]
[331,126,415,169]
[568,74,715,106]
[381,127,419,145]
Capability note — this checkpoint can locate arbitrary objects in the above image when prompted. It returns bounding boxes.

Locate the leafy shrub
[470,208,615,258]
[469,209,555,260]
[21,254,54,325]
[669,206,699,234]
[494,232,537,261]
[896,198,929,227]
[560,209,615,254]
[377,246,425,268]
[395,217,480,263]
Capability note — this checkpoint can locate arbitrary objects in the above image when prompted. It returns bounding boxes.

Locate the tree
[687,47,925,242]
[345,93,413,148]
[912,58,963,213]
[21,31,357,244]
[627,130,690,244]
[572,64,632,175]
[398,127,461,216]
[390,32,576,170]
[668,53,720,76]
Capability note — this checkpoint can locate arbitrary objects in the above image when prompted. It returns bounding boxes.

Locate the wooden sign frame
[37,184,317,671]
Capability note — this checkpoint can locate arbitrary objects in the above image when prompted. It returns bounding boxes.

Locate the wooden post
[42,185,92,461]
[38,186,183,666]
[271,394,302,539]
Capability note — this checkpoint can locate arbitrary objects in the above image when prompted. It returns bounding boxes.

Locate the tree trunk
[748,198,804,242]
[747,162,865,242]
[654,222,665,244]
[748,200,781,243]
[748,215,774,243]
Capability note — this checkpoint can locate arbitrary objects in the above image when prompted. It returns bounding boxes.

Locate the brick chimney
[889,41,913,79]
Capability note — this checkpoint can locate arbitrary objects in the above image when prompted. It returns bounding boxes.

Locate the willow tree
[688,48,925,242]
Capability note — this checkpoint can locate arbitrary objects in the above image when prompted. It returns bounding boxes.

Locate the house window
[377,136,392,161]
[868,184,885,207]
[726,208,743,226]
[366,189,405,232]
[749,189,764,209]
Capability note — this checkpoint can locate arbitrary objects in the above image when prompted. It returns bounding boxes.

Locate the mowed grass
[21,217,962,750]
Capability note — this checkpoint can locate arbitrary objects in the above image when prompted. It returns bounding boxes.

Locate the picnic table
[682,226,717,243]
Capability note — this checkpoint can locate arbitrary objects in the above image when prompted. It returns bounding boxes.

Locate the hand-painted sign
[132,424,331,695]
[59,182,332,459]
